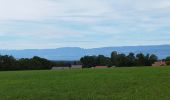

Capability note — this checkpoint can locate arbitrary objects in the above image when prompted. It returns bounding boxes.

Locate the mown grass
[0,67,170,100]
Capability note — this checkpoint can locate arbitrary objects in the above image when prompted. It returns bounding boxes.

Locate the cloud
[0,0,170,49]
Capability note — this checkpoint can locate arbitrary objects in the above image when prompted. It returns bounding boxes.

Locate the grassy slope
[0,67,170,100]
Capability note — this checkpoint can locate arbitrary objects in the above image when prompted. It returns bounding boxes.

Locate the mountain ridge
[0,45,170,60]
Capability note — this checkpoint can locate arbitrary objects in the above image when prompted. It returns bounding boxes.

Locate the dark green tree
[165,56,170,65]
[80,56,97,68]
[111,51,118,66]
[165,56,170,61]
[136,53,145,66]
[126,53,136,67]
[0,55,18,70]
[149,54,158,65]
[96,55,112,67]
[116,54,127,67]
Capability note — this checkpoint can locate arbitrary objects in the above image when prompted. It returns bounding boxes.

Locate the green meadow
[0,67,170,100]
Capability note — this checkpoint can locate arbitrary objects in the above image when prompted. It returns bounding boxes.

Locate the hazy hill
[0,45,170,60]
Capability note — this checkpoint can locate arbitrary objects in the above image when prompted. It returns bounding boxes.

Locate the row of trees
[0,55,84,71]
[0,52,170,71]
[0,55,55,71]
[80,51,158,68]
[80,55,111,68]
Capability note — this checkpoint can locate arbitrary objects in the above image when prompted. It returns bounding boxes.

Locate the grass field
[0,67,170,100]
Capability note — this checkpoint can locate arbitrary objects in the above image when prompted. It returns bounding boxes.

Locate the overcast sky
[0,0,170,49]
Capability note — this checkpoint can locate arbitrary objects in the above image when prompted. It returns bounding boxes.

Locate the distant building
[95,66,108,69]
[152,61,167,67]
[52,67,70,70]
[52,65,82,70]
[71,65,82,69]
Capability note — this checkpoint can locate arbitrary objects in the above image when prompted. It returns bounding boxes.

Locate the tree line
[0,55,56,71]
[0,55,82,71]
[0,52,170,71]
[80,51,162,68]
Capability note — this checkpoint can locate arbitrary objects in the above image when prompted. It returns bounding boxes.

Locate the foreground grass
[0,67,170,100]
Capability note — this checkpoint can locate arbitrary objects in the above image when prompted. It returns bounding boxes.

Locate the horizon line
[0,44,170,50]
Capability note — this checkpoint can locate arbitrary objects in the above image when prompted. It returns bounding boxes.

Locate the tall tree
[126,53,136,67]
[116,54,127,67]
[80,56,97,68]
[149,54,158,65]
[111,51,118,66]
[136,53,145,66]
[165,56,170,61]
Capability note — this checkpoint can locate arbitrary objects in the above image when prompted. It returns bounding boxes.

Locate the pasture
[0,67,170,100]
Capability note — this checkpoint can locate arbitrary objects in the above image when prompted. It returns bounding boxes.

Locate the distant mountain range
[0,45,170,60]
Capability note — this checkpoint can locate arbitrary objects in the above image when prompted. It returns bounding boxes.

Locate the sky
[0,0,170,49]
